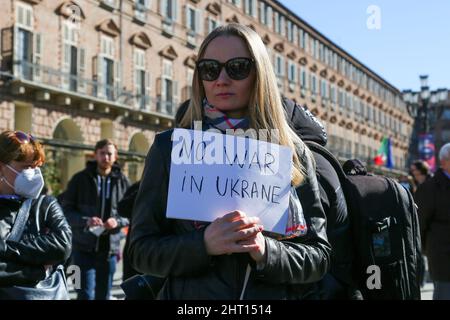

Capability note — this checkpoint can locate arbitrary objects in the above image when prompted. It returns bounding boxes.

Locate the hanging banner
[418,133,436,172]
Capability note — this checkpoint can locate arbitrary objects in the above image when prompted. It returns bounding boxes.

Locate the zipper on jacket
[239,264,251,300]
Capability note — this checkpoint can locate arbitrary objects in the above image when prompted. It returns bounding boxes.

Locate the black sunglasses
[196,57,254,81]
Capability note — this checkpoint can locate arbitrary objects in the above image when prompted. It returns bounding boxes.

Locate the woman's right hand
[204,210,263,256]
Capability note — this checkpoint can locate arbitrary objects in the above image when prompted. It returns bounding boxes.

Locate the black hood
[85,160,122,178]
[175,98,327,146]
[281,97,327,146]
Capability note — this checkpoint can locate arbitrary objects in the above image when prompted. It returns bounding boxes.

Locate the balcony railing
[8,60,176,116]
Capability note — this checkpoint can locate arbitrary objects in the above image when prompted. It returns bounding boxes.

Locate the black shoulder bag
[0,196,69,300]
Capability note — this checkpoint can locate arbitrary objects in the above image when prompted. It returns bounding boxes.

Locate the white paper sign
[166,129,293,235]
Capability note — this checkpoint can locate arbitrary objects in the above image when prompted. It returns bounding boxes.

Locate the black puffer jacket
[62,161,130,255]
[0,196,72,286]
[129,127,331,300]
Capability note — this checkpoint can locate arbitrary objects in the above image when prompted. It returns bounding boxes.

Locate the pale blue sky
[279,0,450,92]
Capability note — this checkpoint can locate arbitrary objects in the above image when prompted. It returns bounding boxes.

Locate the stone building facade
[0,0,413,192]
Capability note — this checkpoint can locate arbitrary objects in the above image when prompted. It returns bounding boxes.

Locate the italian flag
[374,137,394,169]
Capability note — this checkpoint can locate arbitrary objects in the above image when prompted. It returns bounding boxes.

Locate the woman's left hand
[238,231,266,264]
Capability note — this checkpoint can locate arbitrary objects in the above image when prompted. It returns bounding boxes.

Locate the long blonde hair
[179,23,309,186]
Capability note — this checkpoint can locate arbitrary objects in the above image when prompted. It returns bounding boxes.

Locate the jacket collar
[85,160,122,178]
[435,168,450,188]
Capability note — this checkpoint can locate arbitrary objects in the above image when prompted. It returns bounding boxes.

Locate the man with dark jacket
[416,142,450,300]
[63,139,130,300]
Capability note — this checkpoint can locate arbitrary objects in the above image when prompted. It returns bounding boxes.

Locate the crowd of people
[0,23,449,300]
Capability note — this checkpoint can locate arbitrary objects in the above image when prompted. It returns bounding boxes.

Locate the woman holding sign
[129,24,331,299]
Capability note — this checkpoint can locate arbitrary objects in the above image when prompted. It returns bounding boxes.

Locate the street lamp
[420,75,429,89]
[404,75,435,169]
[439,88,448,102]
[403,89,417,117]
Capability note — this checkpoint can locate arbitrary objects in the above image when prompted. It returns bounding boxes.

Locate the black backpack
[305,141,422,300]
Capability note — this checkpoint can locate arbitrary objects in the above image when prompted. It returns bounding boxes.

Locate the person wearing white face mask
[0,130,72,299]
[1,164,45,199]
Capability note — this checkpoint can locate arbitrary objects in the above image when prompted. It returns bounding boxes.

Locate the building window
[62,21,84,92]
[310,37,316,58]
[187,6,196,31]
[16,2,33,30]
[274,11,279,33]
[300,67,308,91]
[373,107,377,124]
[134,0,150,22]
[266,4,273,29]
[288,60,296,83]
[346,92,353,112]
[244,0,257,18]
[259,2,272,28]
[101,35,115,58]
[299,29,305,49]
[275,54,284,77]
[185,5,202,35]
[354,97,359,115]
[338,89,344,109]
[94,35,118,100]
[14,2,41,80]
[361,102,367,119]
[134,48,151,110]
[16,28,33,79]
[273,12,285,36]
[354,142,360,157]
[287,20,293,42]
[279,15,285,37]
[292,24,298,45]
[207,17,219,33]
[330,85,336,104]
[259,1,265,24]
[311,74,317,95]
[230,0,241,8]
[345,140,352,159]
[159,59,178,114]
[321,79,328,100]
[162,0,178,21]
[304,31,309,52]
[319,43,324,62]
[183,68,194,101]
